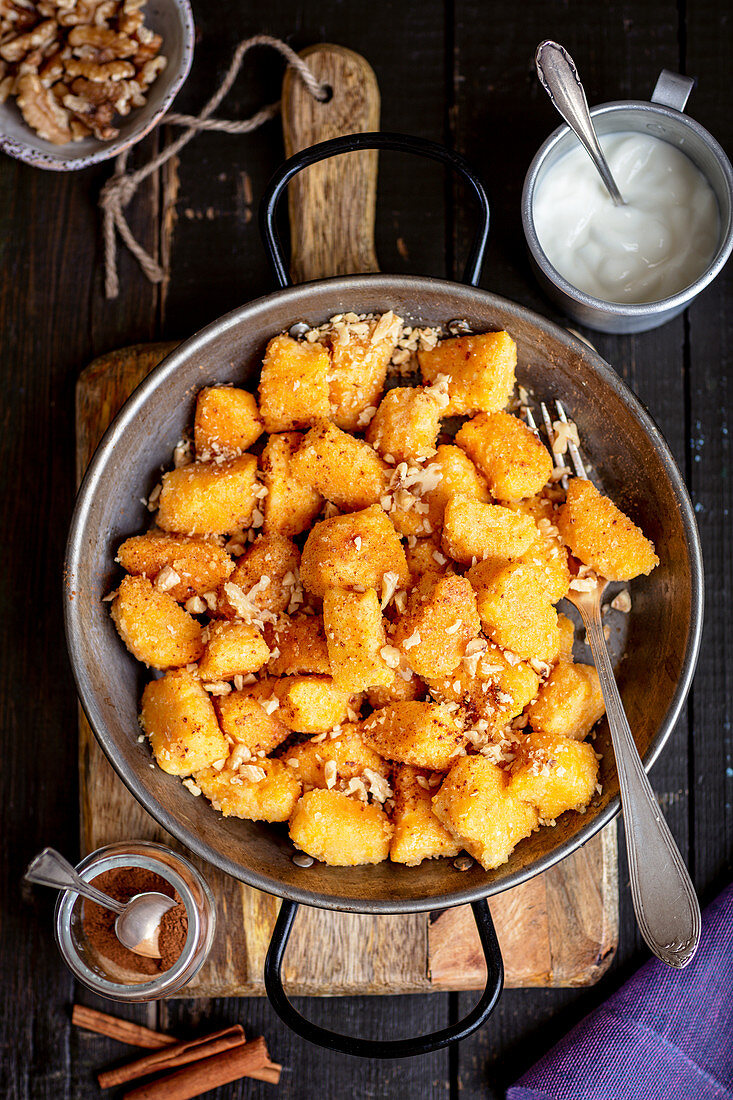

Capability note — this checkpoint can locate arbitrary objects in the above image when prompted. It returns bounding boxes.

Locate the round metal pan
[64,134,703,1056]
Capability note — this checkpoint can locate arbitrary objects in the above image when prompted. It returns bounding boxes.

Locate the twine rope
[99,34,329,299]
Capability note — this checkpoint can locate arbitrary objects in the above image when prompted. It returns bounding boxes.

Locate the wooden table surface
[1,2,731,1097]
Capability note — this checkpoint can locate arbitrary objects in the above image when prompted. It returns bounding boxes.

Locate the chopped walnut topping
[185,595,206,615]
[363,767,391,803]
[202,681,231,696]
[240,764,266,783]
[568,576,598,593]
[380,570,400,610]
[154,564,180,593]
[380,645,402,669]
[611,589,631,613]
[550,418,580,456]
[229,744,252,769]
[324,759,338,789]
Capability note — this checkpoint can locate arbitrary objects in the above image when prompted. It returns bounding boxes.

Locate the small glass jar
[54,840,216,1002]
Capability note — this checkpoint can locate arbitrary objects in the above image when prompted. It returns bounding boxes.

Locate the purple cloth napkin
[507,882,733,1100]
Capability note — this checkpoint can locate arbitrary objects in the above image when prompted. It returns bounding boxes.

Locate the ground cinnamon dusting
[82,867,185,977]
[158,901,188,970]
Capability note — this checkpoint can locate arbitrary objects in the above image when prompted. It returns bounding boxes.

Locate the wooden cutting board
[77,341,618,996]
[77,44,618,996]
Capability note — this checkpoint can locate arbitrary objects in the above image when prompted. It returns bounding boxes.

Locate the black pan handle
[264,897,504,1058]
[259,131,490,290]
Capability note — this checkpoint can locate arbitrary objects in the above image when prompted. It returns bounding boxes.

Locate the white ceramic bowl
[0,0,194,171]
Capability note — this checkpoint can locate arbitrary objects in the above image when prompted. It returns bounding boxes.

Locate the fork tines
[522,399,586,481]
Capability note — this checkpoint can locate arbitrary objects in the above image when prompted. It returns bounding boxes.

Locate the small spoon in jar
[25,847,176,958]
[535,39,626,206]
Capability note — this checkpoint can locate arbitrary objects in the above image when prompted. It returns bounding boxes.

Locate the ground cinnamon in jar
[158,901,189,970]
[82,866,187,977]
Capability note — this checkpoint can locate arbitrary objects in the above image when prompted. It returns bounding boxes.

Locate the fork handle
[580,605,701,968]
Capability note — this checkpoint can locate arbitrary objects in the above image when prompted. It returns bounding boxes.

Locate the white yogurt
[532,131,719,304]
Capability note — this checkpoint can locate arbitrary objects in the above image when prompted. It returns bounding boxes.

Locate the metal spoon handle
[24,847,126,915]
[535,40,625,206]
[578,602,701,968]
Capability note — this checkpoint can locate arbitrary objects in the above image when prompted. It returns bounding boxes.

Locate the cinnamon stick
[98,1025,245,1089]
[72,1005,177,1049]
[123,1037,282,1099]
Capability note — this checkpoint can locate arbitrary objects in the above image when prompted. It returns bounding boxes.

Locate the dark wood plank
[449,1,691,1094]
[685,0,733,903]
[0,74,162,1100]
[160,994,450,1100]
[160,0,450,337]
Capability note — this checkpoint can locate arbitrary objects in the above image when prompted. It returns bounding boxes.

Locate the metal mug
[521,70,733,334]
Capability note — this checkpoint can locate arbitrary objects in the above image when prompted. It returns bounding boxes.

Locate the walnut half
[16,70,71,143]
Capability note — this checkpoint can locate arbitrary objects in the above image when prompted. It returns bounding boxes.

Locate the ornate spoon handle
[25,847,126,915]
[535,40,625,206]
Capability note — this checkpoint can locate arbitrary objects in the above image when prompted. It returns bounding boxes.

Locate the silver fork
[525,399,701,969]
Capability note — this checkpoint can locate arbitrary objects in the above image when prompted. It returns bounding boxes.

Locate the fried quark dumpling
[196,756,301,821]
[556,478,659,581]
[157,454,258,536]
[323,587,394,692]
[300,505,410,597]
[291,420,389,511]
[392,572,481,680]
[404,534,447,582]
[424,444,491,529]
[141,668,228,776]
[259,334,331,432]
[194,386,263,460]
[116,531,234,603]
[215,689,291,756]
[366,670,426,709]
[217,534,300,619]
[456,411,553,502]
[389,765,461,865]
[289,789,393,866]
[441,496,538,566]
[432,755,539,870]
[508,730,599,821]
[468,559,559,663]
[327,311,400,431]
[248,675,355,734]
[282,725,389,790]
[366,385,442,463]
[418,331,517,416]
[360,701,468,770]
[266,614,331,677]
[197,620,270,682]
[526,661,604,740]
[427,642,541,727]
[261,431,324,538]
[111,575,204,668]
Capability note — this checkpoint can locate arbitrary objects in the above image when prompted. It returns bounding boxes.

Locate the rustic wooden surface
[77,343,617,996]
[1,2,731,1098]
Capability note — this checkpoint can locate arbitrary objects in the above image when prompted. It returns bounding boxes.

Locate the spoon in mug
[25,847,176,958]
[535,39,626,206]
